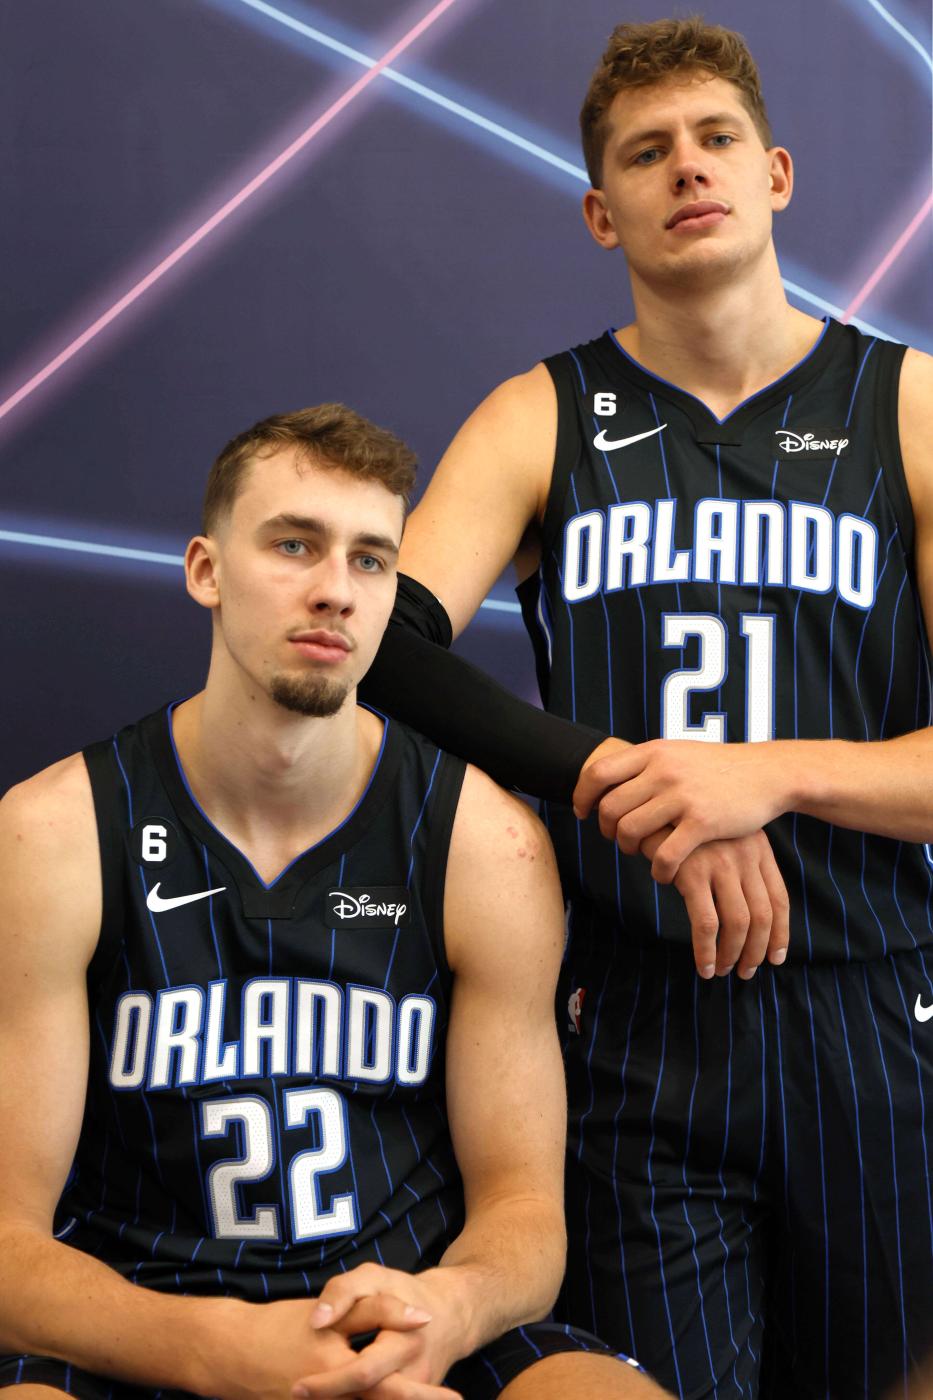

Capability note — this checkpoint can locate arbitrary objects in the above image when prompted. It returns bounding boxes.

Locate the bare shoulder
[449,763,553,869]
[0,752,100,968]
[0,751,95,851]
[899,346,933,508]
[401,362,558,631]
[444,764,563,975]
[477,361,557,427]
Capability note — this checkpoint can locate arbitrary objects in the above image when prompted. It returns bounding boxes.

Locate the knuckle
[723,912,751,938]
[695,915,719,940]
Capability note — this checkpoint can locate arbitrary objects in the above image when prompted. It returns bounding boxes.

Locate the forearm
[0,1224,237,1395]
[787,730,933,839]
[360,615,606,801]
[426,1195,566,1357]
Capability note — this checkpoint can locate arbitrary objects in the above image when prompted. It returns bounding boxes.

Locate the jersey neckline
[600,316,844,444]
[144,704,403,916]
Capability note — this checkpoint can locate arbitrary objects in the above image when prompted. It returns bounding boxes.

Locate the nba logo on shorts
[567,987,586,1035]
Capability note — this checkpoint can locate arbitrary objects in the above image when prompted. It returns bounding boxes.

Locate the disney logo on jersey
[325,886,411,927]
[774,427,851,460]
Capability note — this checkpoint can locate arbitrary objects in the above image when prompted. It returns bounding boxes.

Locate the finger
[609,796,679,852]
[591,774,655,841]
[709,865,751,976]
[573,749,644,818]
[293,1332,420,1398]
[332,1297,432,1339]
[758,841,791,967]
[732,862,773,979]
[675,870,718,979]
[311,1267,407,1327]
[649,820,705,882]
[359,1378,463,1400]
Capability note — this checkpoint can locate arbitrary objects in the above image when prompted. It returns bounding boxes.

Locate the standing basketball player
[359,19,933,1400]
[0,407,666,1400]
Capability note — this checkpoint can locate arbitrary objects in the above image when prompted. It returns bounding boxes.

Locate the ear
[185,535,221,610]
[768,146,793,212]
[582,188,620,250]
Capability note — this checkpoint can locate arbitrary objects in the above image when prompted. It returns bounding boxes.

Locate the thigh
[496,1351,667,1398]
[762,952,933,1399]
[559,945,770,1400]
[445,1322,649,1400]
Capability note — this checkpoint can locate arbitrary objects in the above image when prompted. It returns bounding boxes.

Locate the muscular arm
[295,770,567,1396]
[359,366,611,800]
[431,767,567,1346]
[0,762,428,1400]
[576,348,933,881]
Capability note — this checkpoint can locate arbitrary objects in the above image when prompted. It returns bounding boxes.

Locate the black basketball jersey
[56,705,466,1300]
[518,319,933,963]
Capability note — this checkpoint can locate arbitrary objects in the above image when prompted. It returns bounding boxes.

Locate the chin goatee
[269,674,350,718]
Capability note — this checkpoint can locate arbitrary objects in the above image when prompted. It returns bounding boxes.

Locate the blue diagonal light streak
[221,0,911,337]
[229,0,588,181]
[0,527,521,612]
[862,0,933,74]
[0,529,185,567]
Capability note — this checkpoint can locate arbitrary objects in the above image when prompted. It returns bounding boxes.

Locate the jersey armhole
[875,339,913,562]
[540,354,582,561]
[422,751,467,989]
[82,739,128,992]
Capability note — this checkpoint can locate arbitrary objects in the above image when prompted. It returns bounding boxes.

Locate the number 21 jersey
[518,319,933,963]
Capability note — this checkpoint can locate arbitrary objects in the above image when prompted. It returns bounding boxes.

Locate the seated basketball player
[0,406,667,1400]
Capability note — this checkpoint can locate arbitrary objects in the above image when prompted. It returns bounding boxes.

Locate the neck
[171,672,382,879]
[619,249,823,417]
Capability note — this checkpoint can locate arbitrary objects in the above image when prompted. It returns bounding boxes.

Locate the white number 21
[661,612,776,743]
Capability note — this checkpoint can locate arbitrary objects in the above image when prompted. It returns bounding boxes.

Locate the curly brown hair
[201,404,418,533]
[580,17,773,187]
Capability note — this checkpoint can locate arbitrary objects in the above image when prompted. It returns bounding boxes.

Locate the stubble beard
[269,671,352,717]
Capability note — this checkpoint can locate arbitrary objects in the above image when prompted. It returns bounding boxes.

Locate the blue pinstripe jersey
[59,706,466,1299]
[518,318,933,963]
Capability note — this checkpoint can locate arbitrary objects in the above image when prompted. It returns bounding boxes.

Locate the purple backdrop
[2,0,931,787]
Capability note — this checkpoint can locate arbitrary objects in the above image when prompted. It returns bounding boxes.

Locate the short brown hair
[202,403,418,533]
[580,17,773,187]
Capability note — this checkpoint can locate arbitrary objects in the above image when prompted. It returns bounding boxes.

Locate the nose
[671,144,710,193]
[307,550,355,617]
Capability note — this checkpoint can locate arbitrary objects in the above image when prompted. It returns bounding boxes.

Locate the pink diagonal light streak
[0,0,461,428]
[842,191,933,323]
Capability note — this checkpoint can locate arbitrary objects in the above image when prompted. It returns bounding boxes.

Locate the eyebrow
[621,112,744,151]
[261,512,400,555]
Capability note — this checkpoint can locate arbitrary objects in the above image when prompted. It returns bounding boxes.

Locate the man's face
[192,448,403,718]
[583,74,791,291]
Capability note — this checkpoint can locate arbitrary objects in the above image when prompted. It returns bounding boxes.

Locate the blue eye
[356,554,383,572]
[634,147,661,165]
[278,539,306,556]
[709,133,734,147]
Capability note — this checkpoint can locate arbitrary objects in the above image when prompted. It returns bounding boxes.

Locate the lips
[289,630,353,664]
[665,200,730,230]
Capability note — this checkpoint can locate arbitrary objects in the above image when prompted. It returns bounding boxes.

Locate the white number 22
[201,1089,358,1243]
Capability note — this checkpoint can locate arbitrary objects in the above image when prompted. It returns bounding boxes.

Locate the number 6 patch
[130,818,181,867]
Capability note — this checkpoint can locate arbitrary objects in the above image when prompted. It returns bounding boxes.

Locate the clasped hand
[575,739,791,979]
[292,1263,463,1400]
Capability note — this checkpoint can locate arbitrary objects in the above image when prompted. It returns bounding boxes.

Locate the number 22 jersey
[518,318,933,963]
[56,705,466,1299]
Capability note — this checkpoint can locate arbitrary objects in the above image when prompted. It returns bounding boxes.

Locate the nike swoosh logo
[146,881,226,913]
[915,995,933,1023]
[593,424,667,452]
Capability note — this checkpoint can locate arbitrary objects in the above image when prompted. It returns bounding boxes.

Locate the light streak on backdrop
[0,0,464,431]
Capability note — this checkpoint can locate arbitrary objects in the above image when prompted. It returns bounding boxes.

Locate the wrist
[181,1296,252,1398]
[775,738,840,817]
[418,1265,485,1361]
